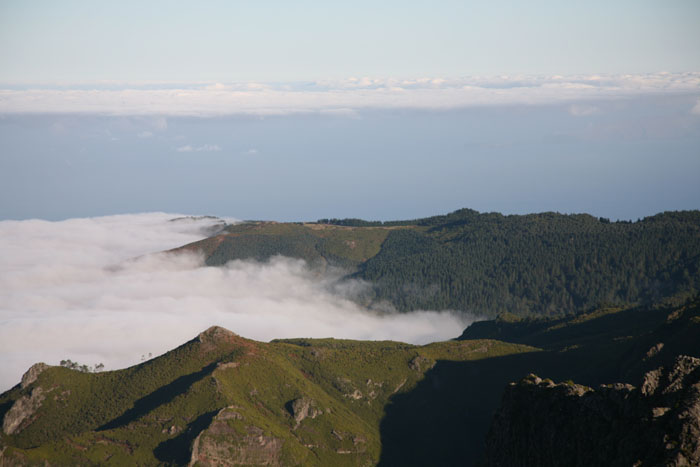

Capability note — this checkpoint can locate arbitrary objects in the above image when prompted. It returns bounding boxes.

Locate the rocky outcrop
[189,407,282,466]
[197,326,239,344]
[289,397,321,425]
[195,326,257,355]
[483,356,700,466]
[2,387,46,435]
[19,363,49,390]
[408,355,432,371]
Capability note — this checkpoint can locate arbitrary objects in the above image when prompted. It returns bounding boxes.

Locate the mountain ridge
[2,298,699,465]
[172,208,700,318]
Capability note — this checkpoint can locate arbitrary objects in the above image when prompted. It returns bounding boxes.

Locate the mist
[0,213,474,392]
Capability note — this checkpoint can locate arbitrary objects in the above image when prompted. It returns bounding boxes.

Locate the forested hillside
[176,209,700,318]
[358,209,700,316]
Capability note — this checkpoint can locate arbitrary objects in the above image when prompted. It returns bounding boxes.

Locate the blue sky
[0,1,699,221]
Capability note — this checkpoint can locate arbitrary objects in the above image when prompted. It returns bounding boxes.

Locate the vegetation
[2,208,698,464]
[0,326,536,465]
[183,209,700,318]
[2,299,698,465]
[59,360,104,373]
[202,221,398,268]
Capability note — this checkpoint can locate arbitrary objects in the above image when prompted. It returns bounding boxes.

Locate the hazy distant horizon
[3,1,700,222]
[3,206,700,226]
[2,84,699,222]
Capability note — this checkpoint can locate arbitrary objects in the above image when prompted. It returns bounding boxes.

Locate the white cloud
[176,144,222,152]
[205,83,228,91]
[137,130,153,138]
[244,148,258,155]
[1,73,698,116]
[0,214,475,391]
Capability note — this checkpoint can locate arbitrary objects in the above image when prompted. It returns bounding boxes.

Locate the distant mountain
[2,299,698,466]
[175,209,700,318]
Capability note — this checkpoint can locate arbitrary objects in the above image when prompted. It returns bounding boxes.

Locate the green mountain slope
[0,327,534,466]
[179,221,401,269]
[176,209,700,318]
[2,299,698,466]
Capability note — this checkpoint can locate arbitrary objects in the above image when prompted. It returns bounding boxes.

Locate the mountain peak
[20,362,50,389]
[197,326,239,344]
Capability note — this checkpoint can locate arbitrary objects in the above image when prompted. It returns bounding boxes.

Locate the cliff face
[483,356,700,467]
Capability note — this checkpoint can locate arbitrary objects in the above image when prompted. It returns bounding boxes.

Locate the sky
[1,1,700,82]
[1,86,699,222]
[1,1,699,221]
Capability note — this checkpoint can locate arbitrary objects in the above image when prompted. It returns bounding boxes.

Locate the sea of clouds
[0,213,473,391]
[2,72,699,116]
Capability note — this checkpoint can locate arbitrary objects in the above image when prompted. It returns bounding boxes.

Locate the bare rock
[642,367,663,396]
[190,407,283,467]
[161,425,181,435]
[408,355,432,371]
[645,342,665,360]
[20,363,49,389]
[289,397,321,424]
[197,326,239,344]
[216,361,240,370]
[483,355,700,466]
[2,387,45,435]
[218,410,243,421]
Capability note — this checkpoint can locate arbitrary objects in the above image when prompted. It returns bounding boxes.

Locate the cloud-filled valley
[0,214,472,392]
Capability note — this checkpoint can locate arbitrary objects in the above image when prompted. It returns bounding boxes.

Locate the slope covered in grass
[0,325,536,466]
[2,299,699,465]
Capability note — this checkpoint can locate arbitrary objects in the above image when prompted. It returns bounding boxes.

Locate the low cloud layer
[1,73,698,116]
[0,214,473,391]
[176,144,222,152]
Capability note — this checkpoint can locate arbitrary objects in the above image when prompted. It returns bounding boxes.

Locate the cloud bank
[176,144,222,152]
[1,73,698,116]
[0,214,473,391]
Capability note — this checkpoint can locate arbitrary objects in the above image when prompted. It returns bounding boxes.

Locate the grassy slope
[0,328,536,466]
[1,300,698,465]
[176,221,402,269]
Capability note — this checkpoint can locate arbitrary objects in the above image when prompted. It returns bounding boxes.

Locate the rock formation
[482,356,700,466]
[189,407,283,466]
[289,397,321,425]
[19,363,49,390]
[2,387,45,435]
